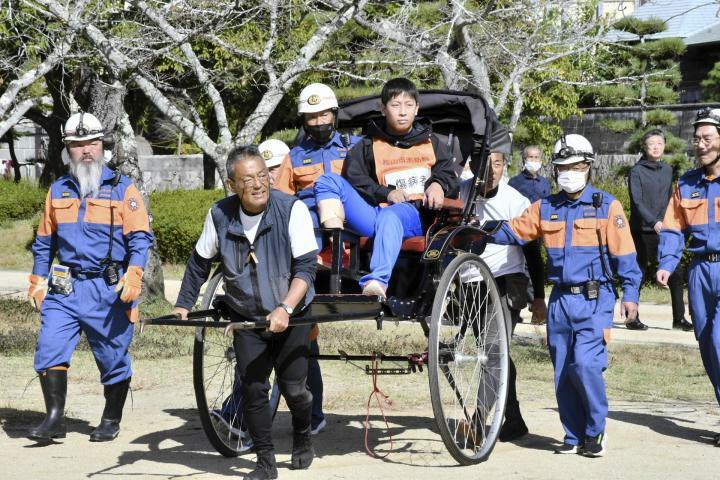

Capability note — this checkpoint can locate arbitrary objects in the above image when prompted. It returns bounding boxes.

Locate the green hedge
[150,188,225,263]
[0,180,46,224]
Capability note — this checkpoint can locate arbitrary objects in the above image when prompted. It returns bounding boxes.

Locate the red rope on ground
[364,355,394,458]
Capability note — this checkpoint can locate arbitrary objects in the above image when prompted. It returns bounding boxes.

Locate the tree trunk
[6,132,21,182]
[73,69,166,302]
[203,153,216,189]
[39,66,72,187]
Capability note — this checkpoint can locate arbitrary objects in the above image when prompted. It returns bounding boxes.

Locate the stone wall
[559,102,720,155]
[138,154,220,192]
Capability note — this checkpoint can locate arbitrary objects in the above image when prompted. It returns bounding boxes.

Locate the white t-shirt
[195,200,318,260]
[460,180,530,277]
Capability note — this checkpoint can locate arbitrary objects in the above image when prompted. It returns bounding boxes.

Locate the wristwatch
[278,303,294,315]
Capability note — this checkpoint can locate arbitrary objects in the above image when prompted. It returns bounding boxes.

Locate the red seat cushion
[358,236,426,252]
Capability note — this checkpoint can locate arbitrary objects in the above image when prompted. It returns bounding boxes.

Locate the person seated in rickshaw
[313,77,459,298]
[273,83,362,247]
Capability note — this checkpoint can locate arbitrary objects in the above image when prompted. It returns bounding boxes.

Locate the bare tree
[355,0,609,131]
[24,0,371,183]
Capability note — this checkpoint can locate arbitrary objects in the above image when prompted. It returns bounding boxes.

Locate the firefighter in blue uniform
[488,134,641,457]
[274,83,361,247]
[27,112,153,442]
[657,107,720,446]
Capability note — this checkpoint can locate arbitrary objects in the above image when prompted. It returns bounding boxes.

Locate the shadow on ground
[608,408,717,446]
[0,408,93,445]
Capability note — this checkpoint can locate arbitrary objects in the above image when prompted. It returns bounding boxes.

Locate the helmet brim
[63,133,104,143]
[551,156,593,165]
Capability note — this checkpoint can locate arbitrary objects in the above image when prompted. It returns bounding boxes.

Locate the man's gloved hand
[28,274,47,311]
[115,266,144,303]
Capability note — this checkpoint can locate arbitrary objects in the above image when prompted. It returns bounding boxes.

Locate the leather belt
[695,252,720,262]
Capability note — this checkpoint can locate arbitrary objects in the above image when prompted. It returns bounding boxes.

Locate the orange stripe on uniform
[122,184,151,234]
[37,191,55,236]
[679,198,708,226]
[51,198,80,225]
[662,187,687,232]
[84,199,123,225]
[606,200,636,256]
[273,154,295,194]
[571,218,608,247]
[331,158,343,175]
[540,220,566,248]
[509,200,543,243]
[292,163,324,191]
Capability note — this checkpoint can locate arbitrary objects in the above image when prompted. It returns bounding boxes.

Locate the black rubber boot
[90,377,130,442]
[28,369,68,441]
[243,451,278,480]
[290,426,314,470]
[499,402,528,442]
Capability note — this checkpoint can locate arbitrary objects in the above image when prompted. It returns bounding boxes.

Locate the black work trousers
[633,230,686,322]
[496,274,525,412]
[233,312,313,455]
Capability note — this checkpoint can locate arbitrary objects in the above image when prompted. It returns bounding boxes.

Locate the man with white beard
[27,112,153,443]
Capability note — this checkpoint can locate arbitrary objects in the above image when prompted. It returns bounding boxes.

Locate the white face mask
[524,161,542,174]
[556,170,587,193]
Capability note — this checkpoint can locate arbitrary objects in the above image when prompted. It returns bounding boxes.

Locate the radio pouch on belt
[101,169,122,286]
[50,264,73,296]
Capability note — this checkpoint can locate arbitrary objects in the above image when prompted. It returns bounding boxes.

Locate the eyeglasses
[692,135,719,147]
[235,172,269,186]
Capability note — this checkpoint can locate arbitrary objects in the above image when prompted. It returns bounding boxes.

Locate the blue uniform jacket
[659,167,720,273]
[32,166,154,278]
[274,131,361,200]
[490,184,641,303]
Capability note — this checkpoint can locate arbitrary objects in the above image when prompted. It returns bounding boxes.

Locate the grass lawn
[1,298,713,409]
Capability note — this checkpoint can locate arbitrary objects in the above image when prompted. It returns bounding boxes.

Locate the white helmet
[552,134,594,165]
[62,112,105,142]
[693,107,720,129]
[297,83,338,114]
[258,139,289,168]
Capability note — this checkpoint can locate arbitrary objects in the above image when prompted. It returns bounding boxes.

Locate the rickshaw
[142,90,512,466]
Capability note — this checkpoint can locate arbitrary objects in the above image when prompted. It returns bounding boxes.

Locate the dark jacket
[342,117,459,206]
[508,171,551,204]
[175,190,317,317]
[628,157,674,233]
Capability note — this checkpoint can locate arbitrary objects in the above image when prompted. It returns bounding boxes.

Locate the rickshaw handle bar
[139,309,379,330]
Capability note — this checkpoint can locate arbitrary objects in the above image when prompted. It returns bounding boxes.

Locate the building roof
[684,21,720,45]
[606,0,720,44]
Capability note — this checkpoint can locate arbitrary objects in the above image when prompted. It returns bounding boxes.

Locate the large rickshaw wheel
[193,272,281,457]
[428,253,509,465]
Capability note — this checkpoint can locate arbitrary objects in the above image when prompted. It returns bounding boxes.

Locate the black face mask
[305,123,335,144]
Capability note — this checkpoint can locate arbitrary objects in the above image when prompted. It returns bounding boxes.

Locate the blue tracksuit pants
[687,260,720,406]
[34,276,134,385]
[546,283,615,445]
[314,173,424,288]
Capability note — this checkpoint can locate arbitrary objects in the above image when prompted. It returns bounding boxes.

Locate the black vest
[210,190,314,316]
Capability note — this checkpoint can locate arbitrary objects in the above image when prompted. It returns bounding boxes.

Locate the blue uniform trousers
[546,283,615,445]
[687,260,720,406]
[314,173,424,288]
[34,276,134,385]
